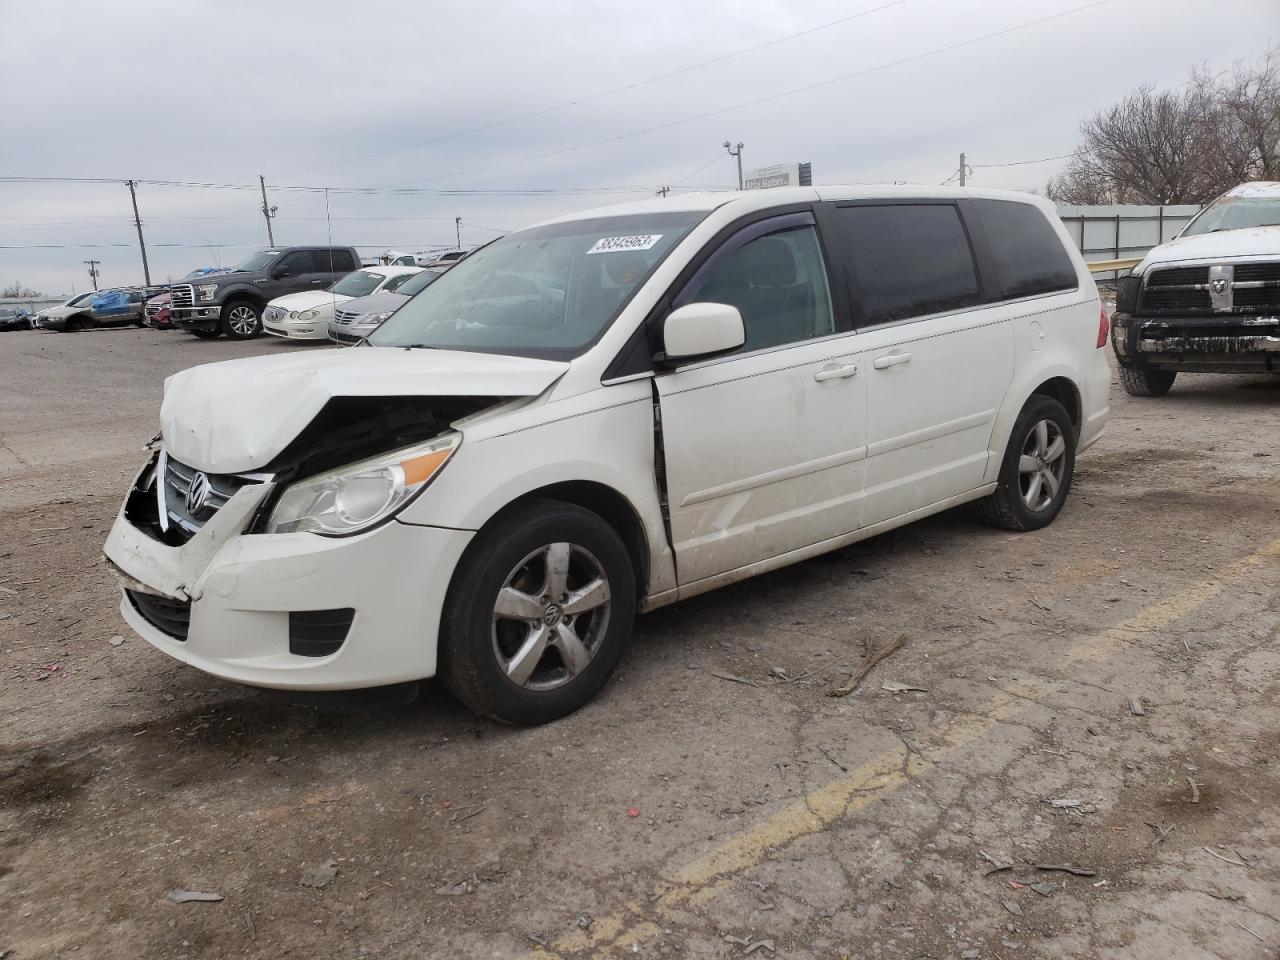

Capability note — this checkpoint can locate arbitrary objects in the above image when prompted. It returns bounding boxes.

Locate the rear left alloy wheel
[440,500,636,725]
[977,395,1076,532]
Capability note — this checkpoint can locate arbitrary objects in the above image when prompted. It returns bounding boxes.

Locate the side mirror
[661,302,745,362]
[271,266,292,280]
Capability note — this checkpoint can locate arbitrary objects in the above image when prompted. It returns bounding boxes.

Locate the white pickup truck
[1110,181,1280,395]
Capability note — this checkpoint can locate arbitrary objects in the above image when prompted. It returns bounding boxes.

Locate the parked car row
[29,246,473,343]
[36,287,166,331]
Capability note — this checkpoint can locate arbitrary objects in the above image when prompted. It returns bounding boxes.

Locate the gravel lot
[1,326,1278,960]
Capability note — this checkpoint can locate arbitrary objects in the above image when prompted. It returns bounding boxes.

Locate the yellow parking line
[535,538,1280,958]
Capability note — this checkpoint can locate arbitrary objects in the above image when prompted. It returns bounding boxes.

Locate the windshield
[232,250,281,272]
[68,292,95,305]
[369,211,706,358]
[1181,195,1280,236]
[395,269,444,297]
[330,270,387,298]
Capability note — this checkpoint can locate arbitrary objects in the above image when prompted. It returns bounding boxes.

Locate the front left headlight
[266,433,461,536]
[196,283,218,302]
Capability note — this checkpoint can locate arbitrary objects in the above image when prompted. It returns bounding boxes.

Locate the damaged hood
[1139,226,1280,271]
[160,347,569,473]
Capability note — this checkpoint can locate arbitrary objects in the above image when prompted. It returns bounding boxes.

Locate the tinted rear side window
[315,249,357,272]
[972,199,1077,298]
[829,204,980,326]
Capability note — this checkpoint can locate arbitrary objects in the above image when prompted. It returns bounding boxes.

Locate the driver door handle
[813,363,859,382]
[873,351,912,370]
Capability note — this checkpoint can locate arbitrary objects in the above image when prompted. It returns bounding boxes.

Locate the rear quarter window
[972,199,1077,299]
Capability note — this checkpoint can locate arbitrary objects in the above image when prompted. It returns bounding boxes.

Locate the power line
[0,176,675,196]
[272,0,915,179]
[971,153,1073,168]
[384,0,1118,188]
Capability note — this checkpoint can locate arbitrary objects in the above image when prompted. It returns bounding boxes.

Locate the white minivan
[104,187,1110,724]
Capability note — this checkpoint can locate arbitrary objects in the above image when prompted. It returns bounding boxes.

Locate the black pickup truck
[171,245,360,340]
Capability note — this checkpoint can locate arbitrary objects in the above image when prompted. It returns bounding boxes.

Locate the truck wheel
[1118,363,1175,397]
[220,301,263,340]
[190,328,221,339]
[439,500,636,726]
[977,395,1075,532]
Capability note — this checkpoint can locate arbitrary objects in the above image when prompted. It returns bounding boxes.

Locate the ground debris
[577,914,593,929]
[1186,776,1200,804]
[1002,898,1023,916]
[167,889,223,904]
[1203,885,1246,902]
[1203,846,1248,867]
[723,934,775,955]
[710,671,759,687]
[300,861,339,889]
[1129,697,1146,716]
[828,635,906,697]
[881,680,927,693]
[1046,797,1083,809]
[1030,882,1055,897]
[435,880,471,896]
[1034,863,1097,877]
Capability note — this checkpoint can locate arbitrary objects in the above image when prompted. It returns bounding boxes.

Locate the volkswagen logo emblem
[185,471,213,516]
[1211,277,1228,294]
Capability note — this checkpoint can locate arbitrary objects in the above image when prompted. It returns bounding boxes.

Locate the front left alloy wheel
[220,301,263,339]
[440,500,636,725]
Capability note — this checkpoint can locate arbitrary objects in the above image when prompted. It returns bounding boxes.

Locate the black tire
[220,300,263,340]
[134,318,146,327]
[1118,363,1175,397]
[65,316,89,332]
[977,395,1076,532]
[439,499,636,725]
[189,327,222,340]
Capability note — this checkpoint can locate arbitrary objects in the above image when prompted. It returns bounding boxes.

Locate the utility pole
[724,141,745,190]
[259,175,277,246]
[125,180,152,286]
[455,216,462,250]
[655,186,670,197]
[958,152,967,187]
[83,259,101,291]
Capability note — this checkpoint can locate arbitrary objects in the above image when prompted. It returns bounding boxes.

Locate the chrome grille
[161,453,255,539]
[333,308,361,325]
[170,284,194,309]
[1141,262,1280,315]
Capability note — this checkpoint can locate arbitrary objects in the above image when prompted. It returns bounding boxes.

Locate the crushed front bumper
[103,458,473,690]
[1111,312,1280,372]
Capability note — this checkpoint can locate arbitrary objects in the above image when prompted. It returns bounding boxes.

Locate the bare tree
[1,281,43,298]
[1048,46,1280,205]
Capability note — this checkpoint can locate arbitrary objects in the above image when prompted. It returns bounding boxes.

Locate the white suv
[104,187,1109,724]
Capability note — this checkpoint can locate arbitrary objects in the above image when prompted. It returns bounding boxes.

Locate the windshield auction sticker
[587,235,663,255]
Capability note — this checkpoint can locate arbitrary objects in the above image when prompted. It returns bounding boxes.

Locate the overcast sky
[1,0,1276,295]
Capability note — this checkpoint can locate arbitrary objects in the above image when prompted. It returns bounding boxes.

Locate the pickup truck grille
[162,453,256,541]
[1141,262,1280,316]
[170,284,194,309]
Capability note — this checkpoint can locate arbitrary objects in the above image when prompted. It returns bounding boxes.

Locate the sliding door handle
[873,352,912,370]
[813,363,859,382]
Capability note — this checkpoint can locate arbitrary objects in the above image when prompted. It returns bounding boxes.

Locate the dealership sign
[743,162,813,190]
